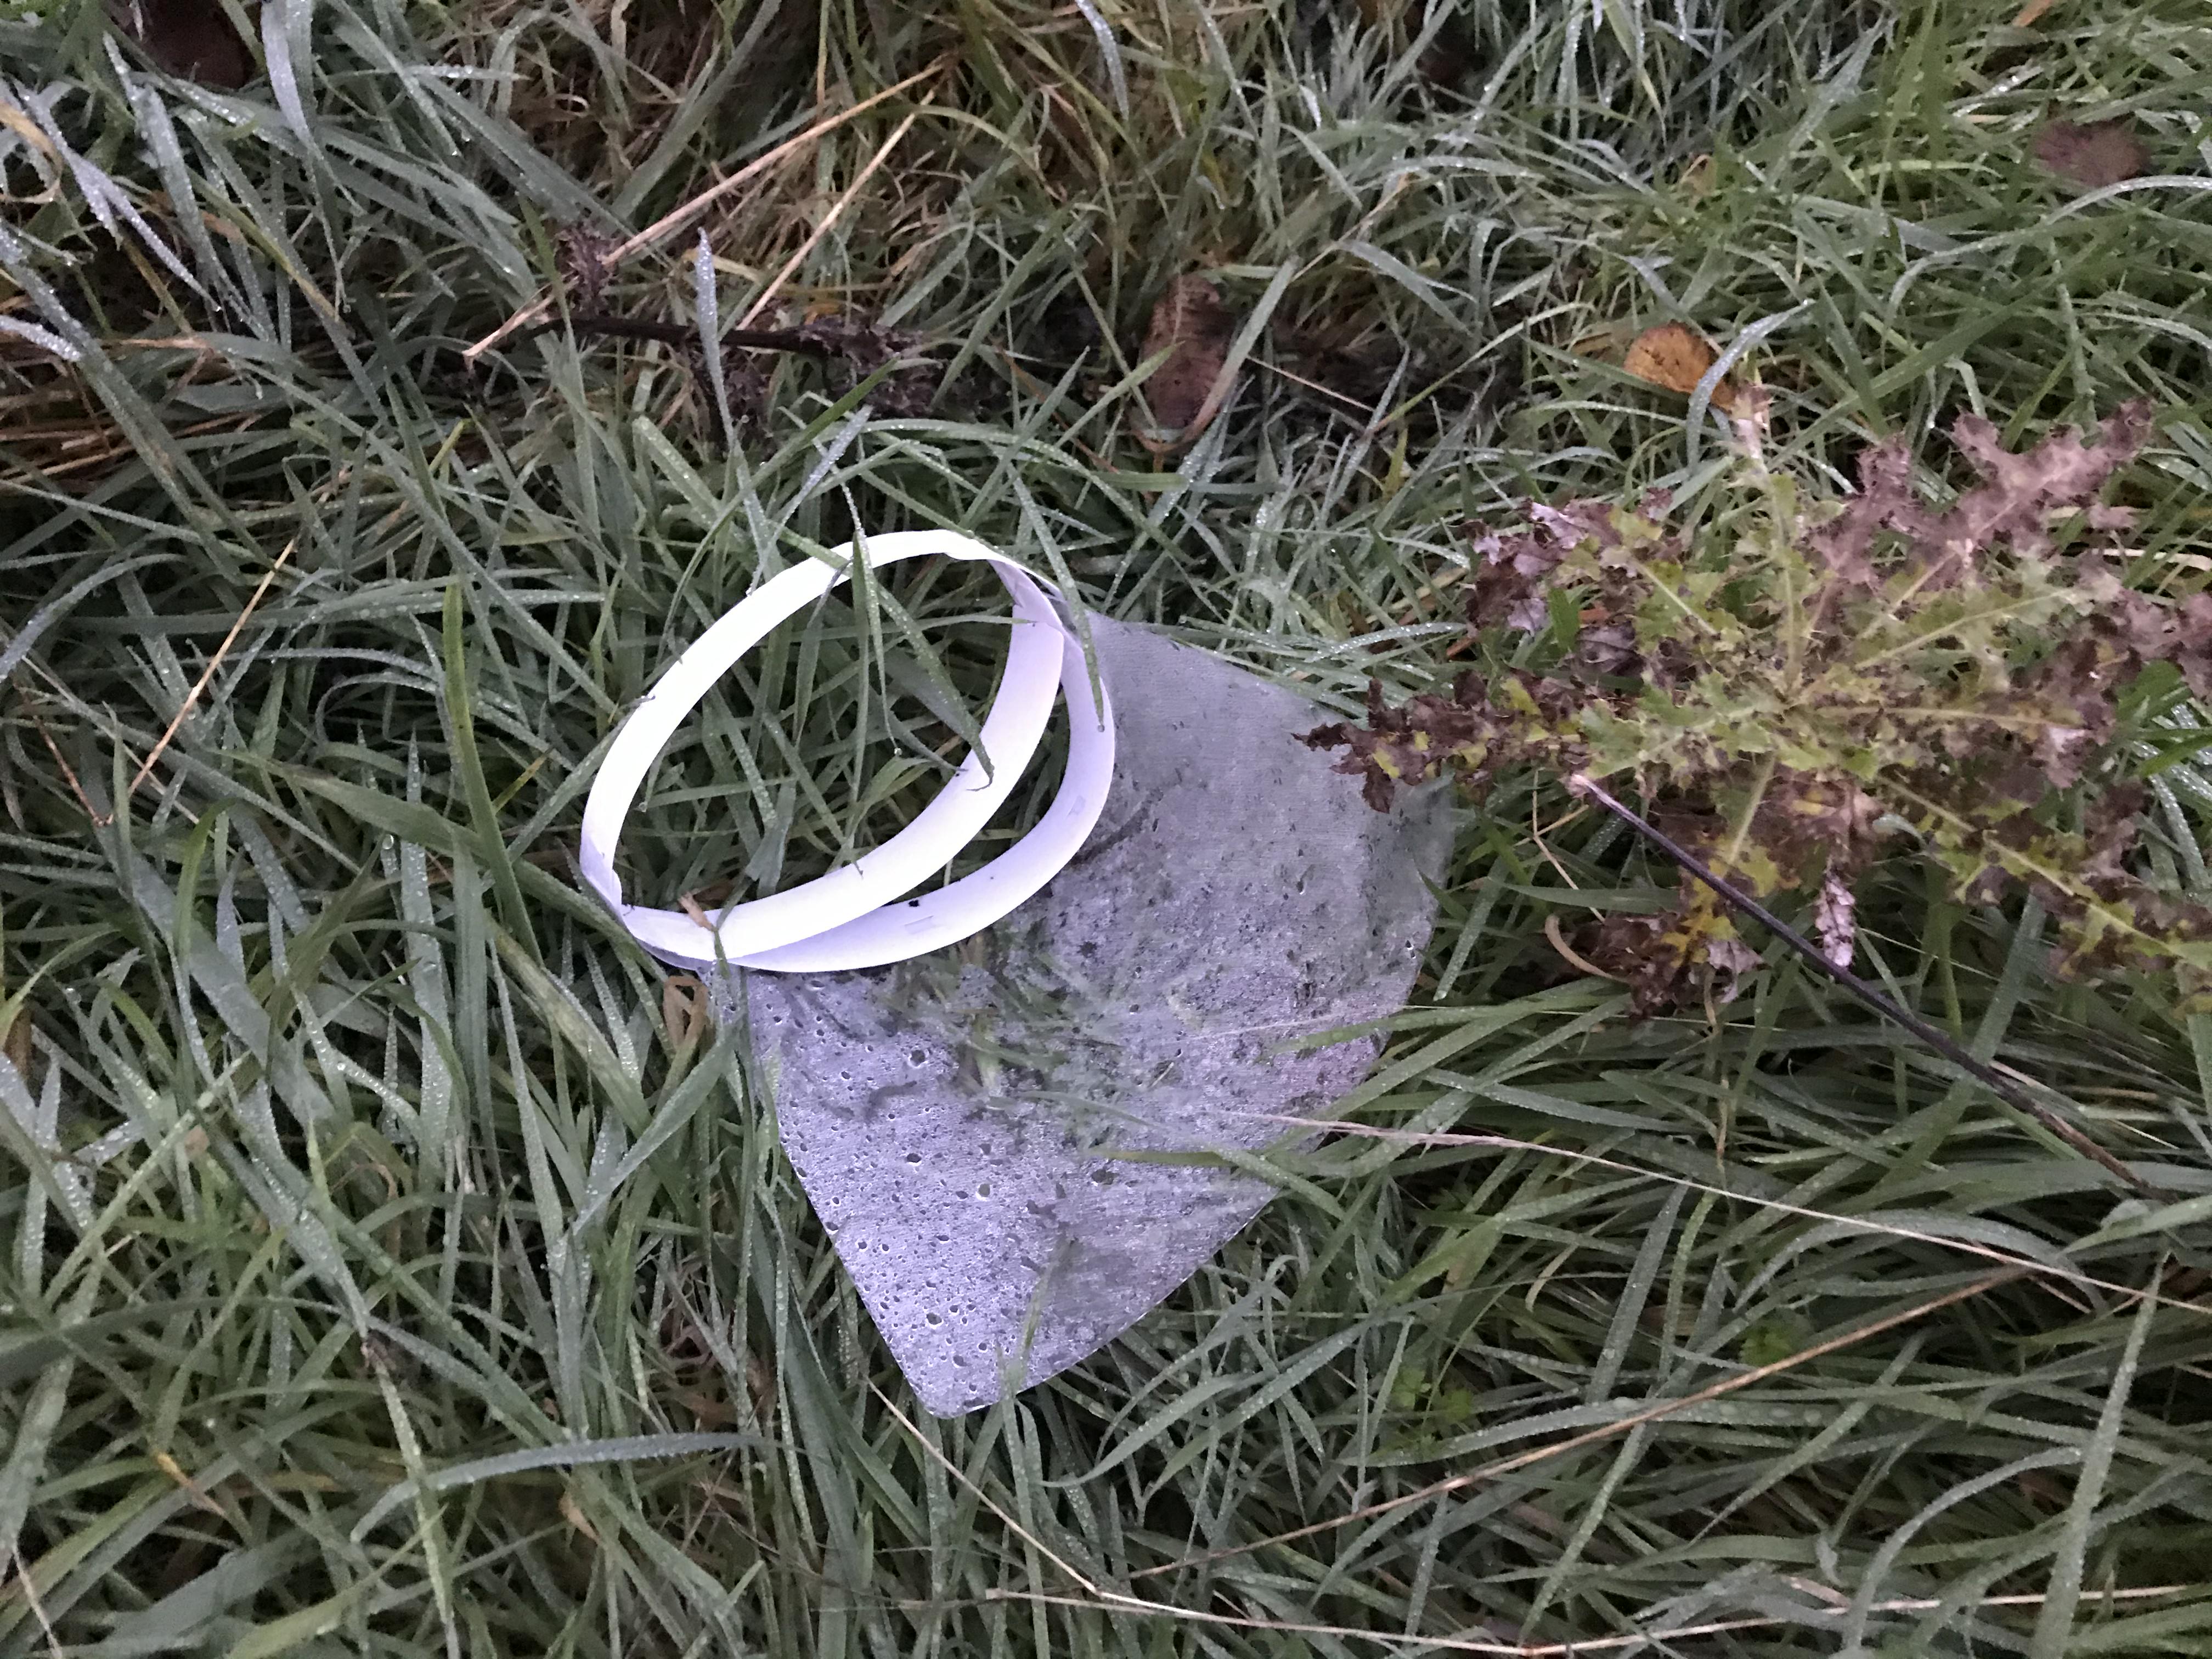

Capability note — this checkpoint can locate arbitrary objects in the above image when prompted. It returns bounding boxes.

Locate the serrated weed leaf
[1313,404,2209,1001]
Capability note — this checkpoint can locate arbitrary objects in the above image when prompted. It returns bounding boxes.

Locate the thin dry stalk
[735,111,922,329]
[464,61,947,365]
[1247,1113,2212,1317]
[981,1584,2195,1656]
[1133,1270,2023,1581]
[24,696,104,826]
[883,1310,2177,1657]
[128,471,350,797]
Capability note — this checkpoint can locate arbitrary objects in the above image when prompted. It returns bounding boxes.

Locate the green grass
[3,0,2212,1653]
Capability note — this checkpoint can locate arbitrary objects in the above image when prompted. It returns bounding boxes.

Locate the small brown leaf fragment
[556,223,617,314]
[2033,117,2149,190]
[1623,323,1739,413]
[1543,913,1628,983]
[795,313,935,417]
[1578,912,1691,1017]
[674,1386,734,1427]
[560,1489,600,1544]
[1137,274,1234,453]
[152,1450,227,1517]
[746,1352,777,1426]
[662,973,708,1052]
[1705,935,1763,1004]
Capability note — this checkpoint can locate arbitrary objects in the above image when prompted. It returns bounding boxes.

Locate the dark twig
[521,313,838,358]
[1567,772,2163,1199]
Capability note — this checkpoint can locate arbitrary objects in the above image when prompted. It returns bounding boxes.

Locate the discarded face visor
[581,531,1448,1415]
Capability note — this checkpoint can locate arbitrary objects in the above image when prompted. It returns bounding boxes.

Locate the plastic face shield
[583,534,1447,1415]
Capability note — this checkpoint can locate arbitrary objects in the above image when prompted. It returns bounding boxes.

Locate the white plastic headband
[578,530,1116,975]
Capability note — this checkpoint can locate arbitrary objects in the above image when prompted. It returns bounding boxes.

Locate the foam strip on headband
[578,531,1117,975]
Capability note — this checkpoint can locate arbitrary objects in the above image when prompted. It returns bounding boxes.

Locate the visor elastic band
[578,530,1117,974]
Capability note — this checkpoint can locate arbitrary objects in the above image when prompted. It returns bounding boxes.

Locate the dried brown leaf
[1934,400,2152,573]
[1137,274,1234,453]
[1624,323,1739,413]
[662,973,709,1051]
[2033,117,2150,190]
